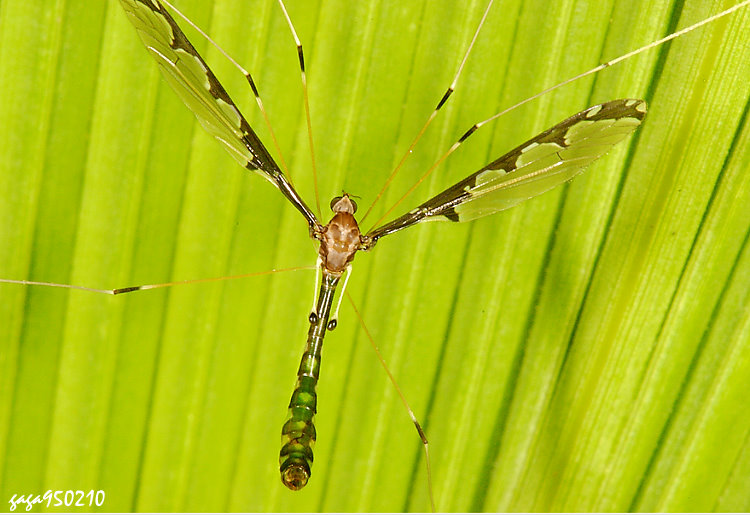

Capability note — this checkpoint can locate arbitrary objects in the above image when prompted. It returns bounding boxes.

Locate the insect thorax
[317,195,363,274]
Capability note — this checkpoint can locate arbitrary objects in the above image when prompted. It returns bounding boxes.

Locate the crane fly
[1,0,747,510]
[117,0,648,498]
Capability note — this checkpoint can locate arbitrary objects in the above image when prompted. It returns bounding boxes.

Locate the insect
[121,0,648,501]
[1,0,748,511]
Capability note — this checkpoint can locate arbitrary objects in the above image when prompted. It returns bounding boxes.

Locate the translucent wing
[367,99,647,241]
[119,0,318,227]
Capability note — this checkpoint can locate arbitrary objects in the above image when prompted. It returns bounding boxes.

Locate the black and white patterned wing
[119,0,318,227]
[367,99,647,242]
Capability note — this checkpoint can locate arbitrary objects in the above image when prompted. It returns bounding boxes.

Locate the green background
[0,0,748,511]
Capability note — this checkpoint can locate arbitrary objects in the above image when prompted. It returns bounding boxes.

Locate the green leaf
[0,0,748,512]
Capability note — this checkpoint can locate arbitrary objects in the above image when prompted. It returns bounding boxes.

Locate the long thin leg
[360,0,497,224]
[158,0,296,184]
[309,258,322,320]
[0,266,316,295]
[365,0,750,232]
[328,264,352,330]
[165,0,324,217]
[277,0,322,218]
[347,292,435,512]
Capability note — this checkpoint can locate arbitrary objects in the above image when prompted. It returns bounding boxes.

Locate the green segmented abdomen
[280,272,339,490]
[279,357,320,489]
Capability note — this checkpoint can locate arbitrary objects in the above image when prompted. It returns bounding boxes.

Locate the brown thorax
[316,194,366,275]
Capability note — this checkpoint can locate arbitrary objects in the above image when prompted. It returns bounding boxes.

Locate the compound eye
[329,195,358,214]
[330,196,343,211]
